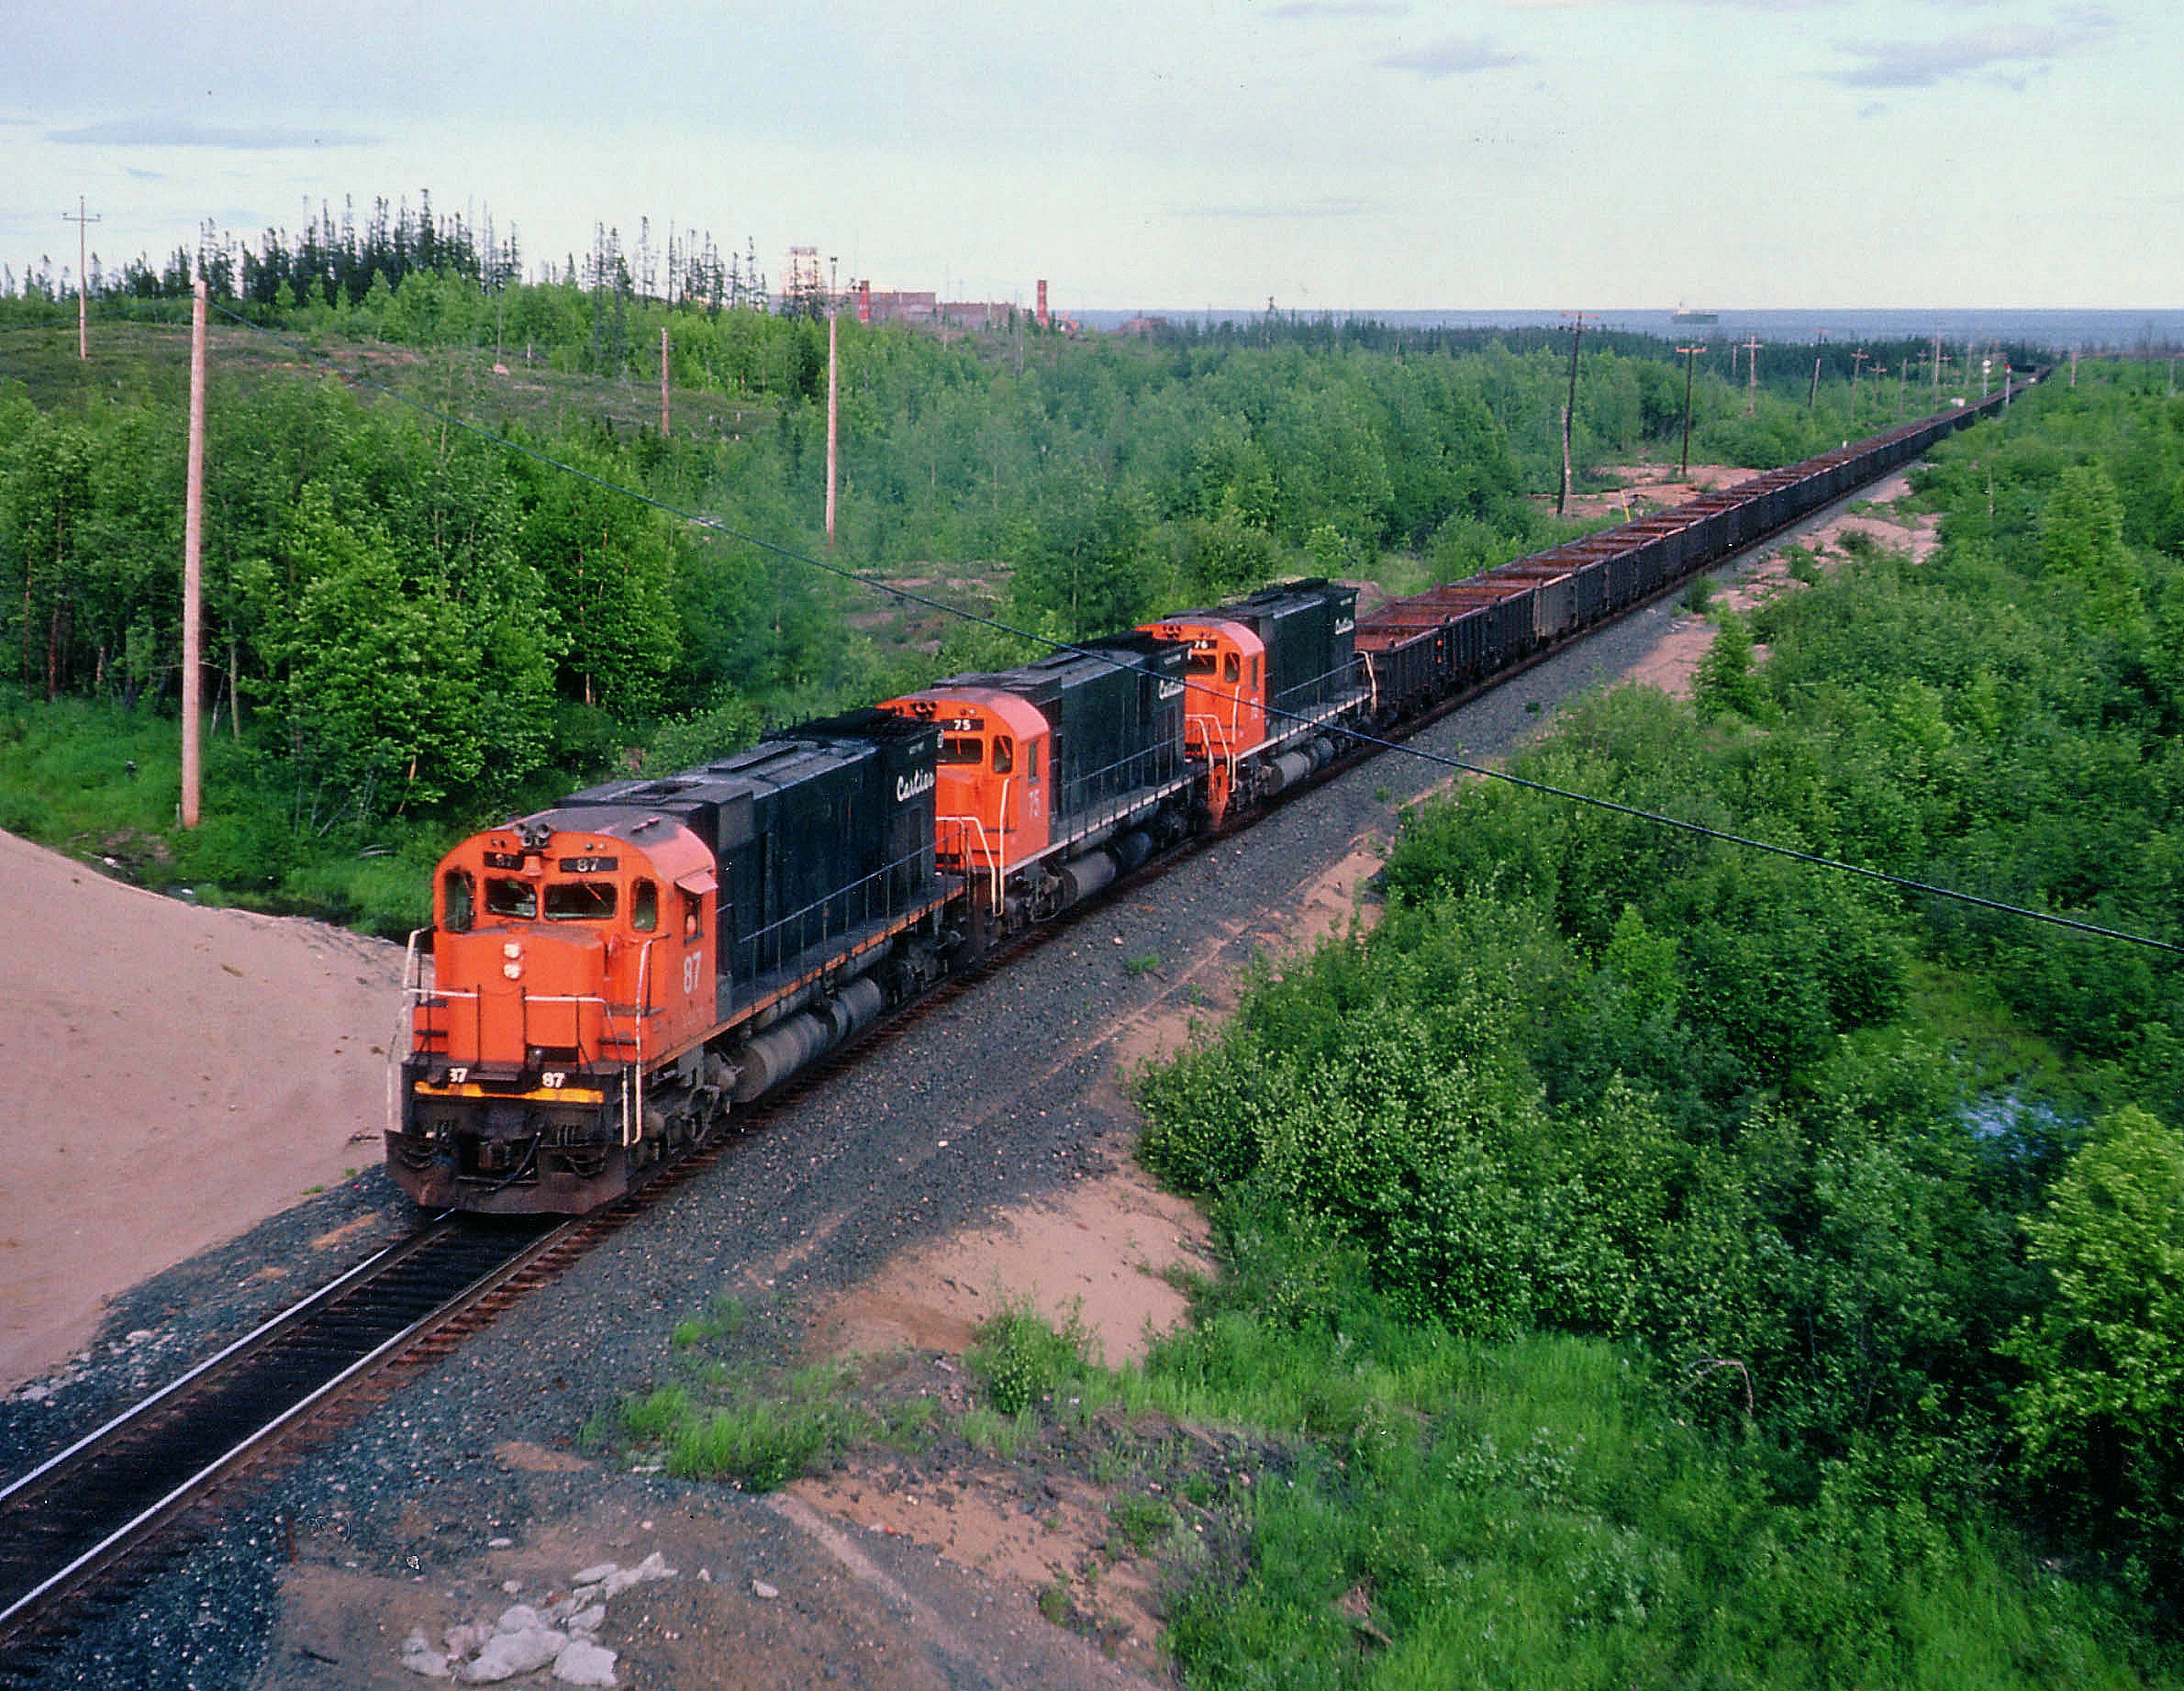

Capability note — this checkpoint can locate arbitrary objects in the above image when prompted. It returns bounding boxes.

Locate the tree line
[0,227,2030,927]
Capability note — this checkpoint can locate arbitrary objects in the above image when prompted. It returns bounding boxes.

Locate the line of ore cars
[391,381,2022,1213]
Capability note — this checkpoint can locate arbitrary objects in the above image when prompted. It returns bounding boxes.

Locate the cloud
[1828,12,2114,87]
[1267,2,1408,16]
[47,118,379,150]
[1377,35,1532,74]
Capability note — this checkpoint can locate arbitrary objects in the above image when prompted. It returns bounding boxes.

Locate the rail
[0,1217,564,1642]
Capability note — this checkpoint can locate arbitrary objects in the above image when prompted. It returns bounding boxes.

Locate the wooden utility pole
[660,327,671,438]
[64,196,100,361]
[825,257,840,550]
[1741,334,1761,415]
[1676,344,1702,476]
[2069,347,2078,388]
[1557,312,1584,517]
[1849,349,1867,416]
[1933,332,1943,404]
[182,280,206,829]
[1897,357,1908,419]
[1808,354,1822,410]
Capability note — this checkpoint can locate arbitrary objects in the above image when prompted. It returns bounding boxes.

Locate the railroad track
[0,1217,570,1672]
[0,444,1934,1676]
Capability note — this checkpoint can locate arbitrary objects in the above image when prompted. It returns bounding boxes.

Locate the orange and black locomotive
[393,372,2031,1217]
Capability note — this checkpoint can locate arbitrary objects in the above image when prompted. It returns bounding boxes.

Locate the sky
[1,0,2174,313]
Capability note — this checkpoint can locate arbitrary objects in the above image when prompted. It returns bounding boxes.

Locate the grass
[606,1363,878,1490]
[670,1294,747,1350]
[610,1252,2180,1688]
[0,691,458,935]
[967,1300,1098,1416]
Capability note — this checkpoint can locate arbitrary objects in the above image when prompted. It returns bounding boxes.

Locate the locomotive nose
[449,926,609,1070]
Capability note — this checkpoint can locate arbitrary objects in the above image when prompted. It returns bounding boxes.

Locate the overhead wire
[195,299,2184,959]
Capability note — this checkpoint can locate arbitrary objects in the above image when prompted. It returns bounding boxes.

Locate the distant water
[1076,306,2184,353]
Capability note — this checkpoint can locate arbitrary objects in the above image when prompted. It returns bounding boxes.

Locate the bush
[968,1302,1093,1416]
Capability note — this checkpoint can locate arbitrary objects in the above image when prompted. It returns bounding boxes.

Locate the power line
[195,300,2183,959]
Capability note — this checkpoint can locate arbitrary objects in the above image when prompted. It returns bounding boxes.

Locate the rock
[462,1626,566,1682]
[751,1579,778,1600]
[553,1639,618,1686]
[400,1628,452,1679]
[571,1562,619,1586]
[564,1604,607,1637]
[597,1553,674,1597]
[486,1536,514,1549]
[495,1605,546,1635]
[443,1620,492,1659]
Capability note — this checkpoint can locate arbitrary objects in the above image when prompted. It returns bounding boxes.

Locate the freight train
[389,377,2028,1214]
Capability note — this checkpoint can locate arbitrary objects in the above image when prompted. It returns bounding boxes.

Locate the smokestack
[1036,279,1049,330]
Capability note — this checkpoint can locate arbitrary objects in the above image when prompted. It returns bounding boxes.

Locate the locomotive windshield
[544,882,618,921]
[484,877,537,918]
[940,736,983,764]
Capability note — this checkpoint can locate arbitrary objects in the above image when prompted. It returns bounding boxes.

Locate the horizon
[7,3,2180,315]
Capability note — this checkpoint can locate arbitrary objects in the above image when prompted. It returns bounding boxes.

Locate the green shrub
[968,1302,1093,1416]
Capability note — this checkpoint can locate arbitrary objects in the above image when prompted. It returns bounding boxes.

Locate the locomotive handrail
[627,940,655,1147]
[737,841,940,979]
[390,929,434,1134]
[1188,711,1236,783]
[937,813,1003,908]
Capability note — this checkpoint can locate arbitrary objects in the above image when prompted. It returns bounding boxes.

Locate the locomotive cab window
[1222,652,1240,684]
[441,870,474,933]
[941,736,983,765]
[631,878,659,932]
[545,881,617,921]
[1186,651,1217,675]
[484,877,537,919]
[1250,656,1261,688]
[1027,741,1040,780]
[681,891,703,940]
[991,735,1014,774]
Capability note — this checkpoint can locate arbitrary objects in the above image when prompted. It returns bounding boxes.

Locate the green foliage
[1107,1492,1179,1556]
[646,694,764,774]
[669,1294,747,1349]
[612,1362,875,1491]
[2007,1106,2184,1587]
[967,1301,1095,1416]
[1691,607,1767,723]
[1137,372,2184,1681]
